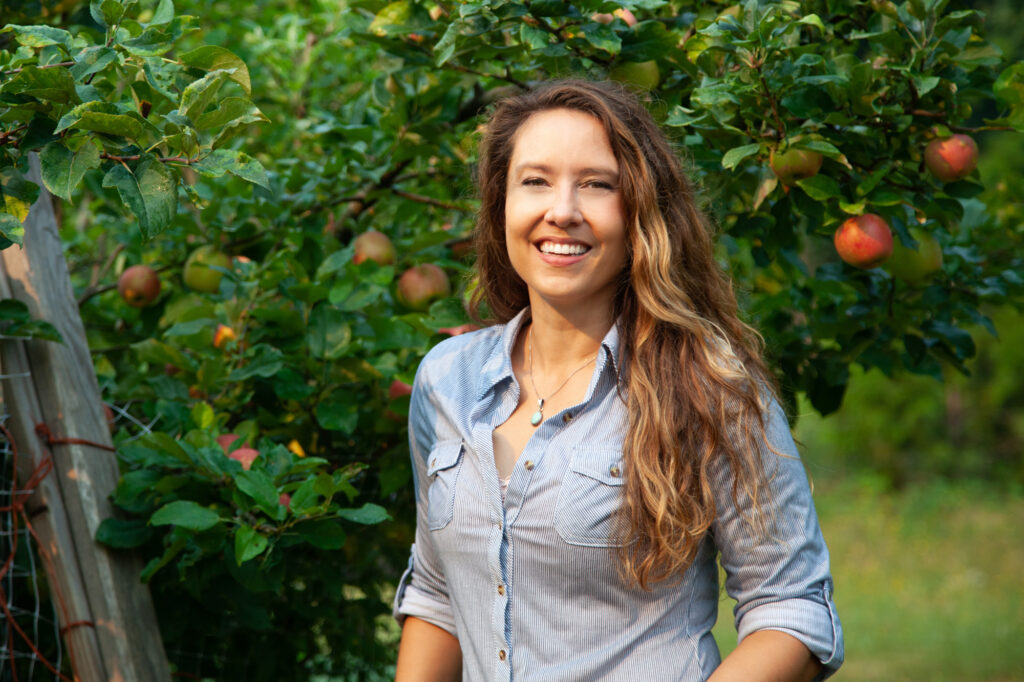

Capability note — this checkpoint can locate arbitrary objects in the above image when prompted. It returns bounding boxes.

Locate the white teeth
[539,241,589,256]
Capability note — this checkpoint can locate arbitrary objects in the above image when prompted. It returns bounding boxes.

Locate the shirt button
[499,649,507,661]
[431,458,437,468]
[562,412,572,423]
[609,465,621,478]
[524,460,534,471]
[497,584,505,596]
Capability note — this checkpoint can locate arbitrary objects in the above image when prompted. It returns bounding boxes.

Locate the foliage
[1,0,1022,678]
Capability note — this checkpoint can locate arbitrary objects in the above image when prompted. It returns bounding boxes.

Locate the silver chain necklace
[527,326,598,427]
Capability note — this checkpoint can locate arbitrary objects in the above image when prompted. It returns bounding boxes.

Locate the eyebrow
[511,163,619,178]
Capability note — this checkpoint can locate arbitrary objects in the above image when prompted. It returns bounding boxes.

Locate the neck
[525,298,614,375]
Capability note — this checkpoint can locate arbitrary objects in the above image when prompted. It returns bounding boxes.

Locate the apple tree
[3,0,1022,678]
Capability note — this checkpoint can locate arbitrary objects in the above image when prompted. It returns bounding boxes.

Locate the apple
[217,433,241,453]
[352,229,396,266]
[213,324,237,349]
[438,323,480,336]
[593,7,637,26]
[184,245,231,293]
[770,147,823,186]
[609,60,660,91]
[279,493,292,509]
[885,228,943,284]
[833,214,893,269]
[397,264,451,311]
[229,447,259,471]
[924,134,978,183]
[118,264,161,307]
[389,379,413,400]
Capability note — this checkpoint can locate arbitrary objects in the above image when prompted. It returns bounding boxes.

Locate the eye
[522,177,548,187]
[583,180,615,190]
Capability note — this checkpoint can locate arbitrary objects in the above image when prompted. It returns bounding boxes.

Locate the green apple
[184,246,231,293]
[886,228,943,284]
[609,61,660,91]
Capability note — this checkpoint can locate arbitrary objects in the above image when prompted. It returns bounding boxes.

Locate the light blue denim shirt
[394,309,843,681]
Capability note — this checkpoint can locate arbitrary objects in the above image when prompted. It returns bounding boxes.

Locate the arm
[711,398,844,680]
[395,616,463,682]
[708,630,822,682]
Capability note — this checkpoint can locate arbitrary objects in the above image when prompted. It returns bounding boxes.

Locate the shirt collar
[476,307,624,400]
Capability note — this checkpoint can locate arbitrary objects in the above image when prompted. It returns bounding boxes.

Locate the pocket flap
[569,448,626,486]
[427,439,463,477]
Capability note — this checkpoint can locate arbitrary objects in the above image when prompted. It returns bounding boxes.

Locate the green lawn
[713,478,1024,681]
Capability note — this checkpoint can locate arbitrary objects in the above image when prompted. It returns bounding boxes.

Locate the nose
[545,184,582,227]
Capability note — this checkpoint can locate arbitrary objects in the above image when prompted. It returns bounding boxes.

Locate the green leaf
[288,478,320,515]
[796,175,841,201]
[190,401,214,429]
[39,141,100,202]
[151,0,175,25]
[150,500,220,531]
[4,66,76,104]
[434,21,460,66]
[235,469,279,515]
[55,101,144,139]
[0,213,25,248]
[179,46,251,95]
[1,25,73,53]
[721,143,760,170]
[296,519,346,549]
[994,63,1024,107]
[101,156,177,238]
[70,46,119,81]
[234,525,269,564]
[195,97,267,131]
[193,149,270,190]
[580,24,621,54]
[338,503,390,525]
[90,0,126,28]
[316,395,358,433]
[122,16,198,57]
[369,1,431,36]
[178,69,229,123]
[96,517,153,548]
[307,304,352,360]
[796,14,826,32]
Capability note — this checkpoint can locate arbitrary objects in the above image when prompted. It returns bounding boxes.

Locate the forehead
[508,108,618,170]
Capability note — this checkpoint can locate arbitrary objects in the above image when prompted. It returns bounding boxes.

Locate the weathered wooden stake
[0,154,170,681]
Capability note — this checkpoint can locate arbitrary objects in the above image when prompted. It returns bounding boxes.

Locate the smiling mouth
[537,241,590,256]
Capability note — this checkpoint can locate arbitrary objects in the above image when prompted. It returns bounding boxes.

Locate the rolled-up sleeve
[392,362,458,637]
[711,398,844,679]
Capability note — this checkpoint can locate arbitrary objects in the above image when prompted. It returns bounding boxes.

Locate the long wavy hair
[470,79,779,589]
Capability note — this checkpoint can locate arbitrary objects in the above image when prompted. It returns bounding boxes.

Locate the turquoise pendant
[530,399,544,427]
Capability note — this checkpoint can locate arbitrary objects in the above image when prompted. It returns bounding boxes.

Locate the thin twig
[1,60,74,76]
[393,189,470,212]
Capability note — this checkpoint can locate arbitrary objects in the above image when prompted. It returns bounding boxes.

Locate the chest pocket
[554,447,627,547]
[426,439,464,531]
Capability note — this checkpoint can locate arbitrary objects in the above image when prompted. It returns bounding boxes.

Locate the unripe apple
[118,264,161,307]
[770,148,823,186]
[184,246,231,293]
[924,134,978,183]
[351,229,396,266]
[593,7,637,26]
[885,228,943,284]
[834,214,893,269]
[396,264,451,311]
[609,60,660,91]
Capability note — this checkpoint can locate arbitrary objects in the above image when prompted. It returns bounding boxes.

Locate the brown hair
[470,80,778,589]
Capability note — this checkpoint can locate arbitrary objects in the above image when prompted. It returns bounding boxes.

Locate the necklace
[527,326,598,427]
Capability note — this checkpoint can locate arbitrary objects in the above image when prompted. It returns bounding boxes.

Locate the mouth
[536,240,591,256]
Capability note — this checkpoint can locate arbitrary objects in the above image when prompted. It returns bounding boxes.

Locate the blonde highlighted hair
[471,80,778,589]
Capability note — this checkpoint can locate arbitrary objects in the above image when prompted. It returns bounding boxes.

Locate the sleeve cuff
[392,550,458,637]
[736,580,844,680]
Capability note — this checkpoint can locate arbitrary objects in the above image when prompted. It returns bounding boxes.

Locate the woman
[393,80,843,681]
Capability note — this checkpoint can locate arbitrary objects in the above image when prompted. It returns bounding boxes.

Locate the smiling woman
[393,80,844,682]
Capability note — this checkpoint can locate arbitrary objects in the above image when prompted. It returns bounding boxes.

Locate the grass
[713,477,1024,681]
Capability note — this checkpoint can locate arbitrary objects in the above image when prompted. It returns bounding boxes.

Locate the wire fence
[0,410,66,681]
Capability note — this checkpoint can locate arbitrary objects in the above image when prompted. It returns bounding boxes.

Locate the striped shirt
[394,309,843,680]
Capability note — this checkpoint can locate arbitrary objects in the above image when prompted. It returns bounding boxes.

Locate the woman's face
[503,108,628,316]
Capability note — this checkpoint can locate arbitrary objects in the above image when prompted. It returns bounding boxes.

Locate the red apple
[924,134,978,183]
[184,246,231,293]
[593,7,637,26]
[217,433,241,454]
[770,148,823,186]
[118,264,161,307]
[834,214,893,269]
[388,379,413,400]
[885,228,943,284]
[229,447,259,471]
[396,264,451,311]
[279,493,291,509]
[438,323,480,336]
[352,229,396,266]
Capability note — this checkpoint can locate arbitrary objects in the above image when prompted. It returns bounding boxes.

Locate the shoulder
[417,325,502,381]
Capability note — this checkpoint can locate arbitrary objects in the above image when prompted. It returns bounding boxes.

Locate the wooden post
[0,154,171,681]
